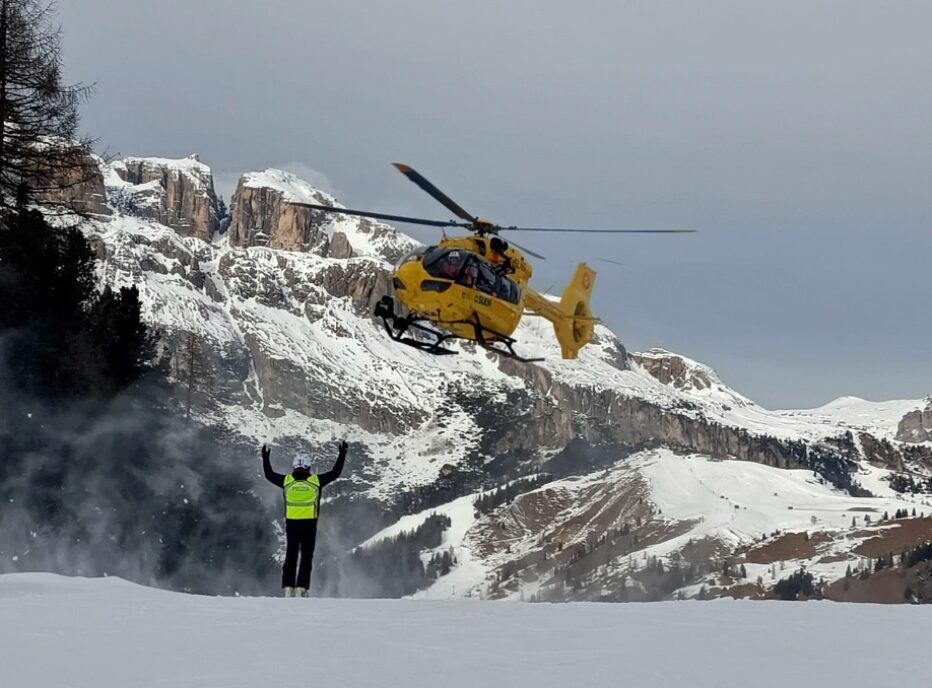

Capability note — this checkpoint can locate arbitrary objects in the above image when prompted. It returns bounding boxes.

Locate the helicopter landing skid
[374,296,458,356]
[467,314,544,364]
[374,296,543,363]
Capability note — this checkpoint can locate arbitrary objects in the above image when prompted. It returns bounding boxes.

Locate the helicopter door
[475,262,497,295]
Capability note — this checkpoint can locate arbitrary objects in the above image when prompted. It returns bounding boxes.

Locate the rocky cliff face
[631,348,715,391]
[226,169,416,263]
[228,172,330,253]
[897,399,932,443]
[42,151,112,216]
[106,155,221,241]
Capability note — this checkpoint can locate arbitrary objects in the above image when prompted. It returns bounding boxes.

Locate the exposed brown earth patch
[824,568,910,604]
[470,488,569,558]
[743,531,832,564]
[852,518,932,558]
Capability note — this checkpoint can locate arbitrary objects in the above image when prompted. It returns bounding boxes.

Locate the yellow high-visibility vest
[283,474,321,520]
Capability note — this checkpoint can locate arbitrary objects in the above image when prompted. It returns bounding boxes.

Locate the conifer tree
[0,204,154,397]
[0,0,94,212]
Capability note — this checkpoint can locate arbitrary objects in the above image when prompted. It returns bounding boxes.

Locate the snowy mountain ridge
[59,152,932,601]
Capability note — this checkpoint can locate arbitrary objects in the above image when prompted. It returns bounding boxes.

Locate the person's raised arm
[262,444,285,488]
[317,441,348,488]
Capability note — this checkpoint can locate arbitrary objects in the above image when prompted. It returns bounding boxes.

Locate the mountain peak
[103,155,221,240]
[229,168,417,261]
[630,347,722,393]
[239,168,333,206]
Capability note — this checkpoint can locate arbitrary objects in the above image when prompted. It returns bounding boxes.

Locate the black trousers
[282,519,319,589]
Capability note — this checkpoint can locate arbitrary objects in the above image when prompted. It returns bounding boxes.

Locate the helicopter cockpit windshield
[395,246,427,268]
[422,247,520,304]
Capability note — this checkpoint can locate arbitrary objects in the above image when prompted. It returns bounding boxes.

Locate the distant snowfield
[641,451,919,542]
[1,574,928,688]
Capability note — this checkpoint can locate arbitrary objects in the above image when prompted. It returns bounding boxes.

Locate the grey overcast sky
[57,0,931,409]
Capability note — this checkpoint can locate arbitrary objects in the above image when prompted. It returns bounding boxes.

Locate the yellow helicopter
[293,164,694,362]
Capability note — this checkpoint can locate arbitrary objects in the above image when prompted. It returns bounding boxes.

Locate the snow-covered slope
[1,573,929,688]
[357,449,932,601]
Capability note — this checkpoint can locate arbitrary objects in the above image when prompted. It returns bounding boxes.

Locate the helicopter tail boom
[524,263,597,359]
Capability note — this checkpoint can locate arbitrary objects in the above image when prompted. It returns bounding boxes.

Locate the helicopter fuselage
[392,237,528,341]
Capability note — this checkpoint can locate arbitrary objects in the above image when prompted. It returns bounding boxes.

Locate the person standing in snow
[261,441,348,597]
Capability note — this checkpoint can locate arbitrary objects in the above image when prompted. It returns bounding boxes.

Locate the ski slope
[1,573,929,688]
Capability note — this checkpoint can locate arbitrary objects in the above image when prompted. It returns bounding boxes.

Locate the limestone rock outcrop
[107,155,221,240]
[897,400,932,443]
[329,231,354,259]
[43,150,111,216]
[630,348,715,392]
[227,170,331,254]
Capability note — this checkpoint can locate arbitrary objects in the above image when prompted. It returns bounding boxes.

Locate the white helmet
[292,455,312,470]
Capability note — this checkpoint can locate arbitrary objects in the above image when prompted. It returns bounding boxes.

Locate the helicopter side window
[495,275,520,304]
[475,262,497,295]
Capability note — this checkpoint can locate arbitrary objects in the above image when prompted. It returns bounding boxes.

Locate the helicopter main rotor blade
[393,163,477,223]
[505,239,547,260]
[499,226,697,234]
[288,202,471,229]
